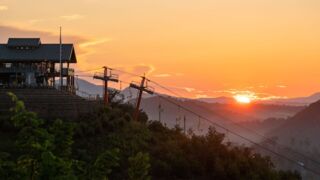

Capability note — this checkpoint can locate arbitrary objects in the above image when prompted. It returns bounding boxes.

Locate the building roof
[7,38,41,48]
[0,38,77,63]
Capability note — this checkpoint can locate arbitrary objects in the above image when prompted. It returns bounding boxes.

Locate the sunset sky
[1,0,320,99]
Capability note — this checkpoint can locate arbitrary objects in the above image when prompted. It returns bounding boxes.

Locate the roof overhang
[0,43,77,63]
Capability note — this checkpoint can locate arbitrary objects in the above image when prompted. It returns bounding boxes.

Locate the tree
[89,148,120,180]
[128,152,151,180]
[5,92,76,179]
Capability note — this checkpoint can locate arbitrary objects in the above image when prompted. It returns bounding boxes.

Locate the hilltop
[0,92,300,179]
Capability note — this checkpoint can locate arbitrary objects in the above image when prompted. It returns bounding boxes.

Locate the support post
[130,76,154,121]
[67,62,70,91]
[103,67,108,105]
[52,62,55,87]
[133,77,145,121]
[183,115,186,135]
[93,66,119,105]
[158,103,164,123]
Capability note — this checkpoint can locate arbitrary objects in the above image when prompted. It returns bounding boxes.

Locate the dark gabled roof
[0,38,77,63]
[7,38,41,48]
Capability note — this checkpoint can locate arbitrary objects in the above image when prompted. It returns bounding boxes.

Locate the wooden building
[0,38,77,92]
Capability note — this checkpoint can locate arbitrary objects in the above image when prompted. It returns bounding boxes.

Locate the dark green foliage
[73,102,150,179]
[49,119,74,158]
[88,148,120,180]
[128,152,151,180]
[147,122,301,180]
[1,93,76,180]
[0,152,15,179]
[0,93,301,180]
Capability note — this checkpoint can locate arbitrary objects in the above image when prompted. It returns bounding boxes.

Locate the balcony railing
[0,67,75,77]
[0,67,38,73]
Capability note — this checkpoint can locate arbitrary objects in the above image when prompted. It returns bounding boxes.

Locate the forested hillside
[262,99,320,179]
[0,93,300,180]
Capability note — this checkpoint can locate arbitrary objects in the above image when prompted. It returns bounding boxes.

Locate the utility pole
[93,66,119,105]
[183,115,186,135]
[158,103,164,123]
[130,76,154,121]
[103,67,109,104]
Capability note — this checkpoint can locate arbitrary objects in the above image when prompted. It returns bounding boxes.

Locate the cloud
[131,64,155,75]
[276,85,287,88]
[153,74,172,78]
[0,25,90,56]
[175,73,184,76]
[211,89,287,101]
[196,94,209,98]
[184,87,195,92]
[79,39,111,48]
[82,0,101,2]
[60,14,84,21]
[0,25,87,43]
[0,25,110,77]
[258,95,288,100]
[0,25,116,78]
[0,5,8,11]
[112,64,155,77]
[153,73,184,78]
[28,19,44,24]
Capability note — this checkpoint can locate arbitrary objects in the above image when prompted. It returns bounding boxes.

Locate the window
[5,63,12,68]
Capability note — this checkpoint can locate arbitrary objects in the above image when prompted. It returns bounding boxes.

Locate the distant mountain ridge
[75,79,155,100]
[198,93,320,106]
[261,99,320,179]
[262,92,320,106]
[197,96,235,104]
[74,78,309,147]
[268,99,320,146]
[76,79,103,96]
[76,78,320,106]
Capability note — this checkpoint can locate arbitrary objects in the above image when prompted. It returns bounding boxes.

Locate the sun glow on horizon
[234,95,252,104]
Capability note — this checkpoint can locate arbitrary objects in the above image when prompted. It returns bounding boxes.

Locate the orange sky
[1,0,320,99]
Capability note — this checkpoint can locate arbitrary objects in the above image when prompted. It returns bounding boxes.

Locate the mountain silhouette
[197,96,235,104]
[268,99,320,147]
[262,92,320,106]
[75,78,103,96]
[260,99,320,179]
[75,78,320,105]
[138,96,303,144]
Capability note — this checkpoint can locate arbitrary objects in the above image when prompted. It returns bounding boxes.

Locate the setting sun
[234,95,252,104]
[1,0,320,179]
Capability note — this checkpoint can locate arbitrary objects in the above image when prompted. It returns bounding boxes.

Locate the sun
[233,95,252,104]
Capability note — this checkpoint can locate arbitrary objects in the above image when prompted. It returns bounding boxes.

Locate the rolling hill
[75,78,305,142]
[268,100,320,147]
[137,96,303,144]
[259,100,320,179]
